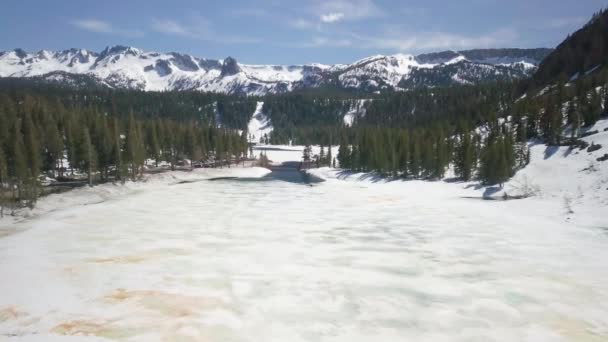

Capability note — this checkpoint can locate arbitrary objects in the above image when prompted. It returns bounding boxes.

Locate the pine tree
[433,126,449,179]
[398,131,410,177]
[503,126,516,178]
[9,120,28,208]
[603,86,608,115]
[540,101,561,145]
[302,144,312,168]
[585,89,601,126]
[43,116,63,177]
[64,113,81,176]
[319,145,325,166]
[350,144,360,171]
[337,130,350,169]
[126,112,145,179]
[410,132,421,178]
[82,128,97,186]
[566,100,579,138]
[479,137,497,185]
[146,121,161,167]
[113,118,126,182]
[22,112,41,207]
[0,144,7,217]
[454,127,475,181]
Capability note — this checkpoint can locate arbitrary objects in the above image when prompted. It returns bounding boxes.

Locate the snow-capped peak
[0,46,551,95]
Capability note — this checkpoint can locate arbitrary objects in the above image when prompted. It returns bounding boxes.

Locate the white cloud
[72,19,144,37]
[314,0,383,21]
[288,0,382,32]
[73,19,112,33]
[320,12,345,23]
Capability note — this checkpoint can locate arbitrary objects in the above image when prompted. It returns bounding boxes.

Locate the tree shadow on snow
[464,183,486,190]
[335,171,387,183]
[482,186,503,198]
[562,146,574,158]
[335,170,399,183]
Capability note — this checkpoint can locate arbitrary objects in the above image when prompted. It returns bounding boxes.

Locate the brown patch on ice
[51,320,109,335]
[0,307,26,322]
[103,289,224,317]
[89,248,189,265]
[51,319,136,339]
[92,255,149,264]
[549,316,608,342]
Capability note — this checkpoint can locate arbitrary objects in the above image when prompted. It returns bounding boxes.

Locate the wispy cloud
[150,19,191,36]
[72,19,144,37]
[289,27,518,53]
[226,7,270,18]
[320,12,345,23]
[289,18,321,31]
[150,14,259,44]
[351,28,518,52]
[295,37,352,48]
[544,16,587,29]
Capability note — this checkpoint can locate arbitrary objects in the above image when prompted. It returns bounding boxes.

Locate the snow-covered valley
[1,119,608,341]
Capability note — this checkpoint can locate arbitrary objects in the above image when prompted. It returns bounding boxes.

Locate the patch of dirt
[88,248,189,265]
[52,320,109,335]
[51,319,137,339]
[92,255,150,264]
[0,307,26,322]
[103,289,225,318]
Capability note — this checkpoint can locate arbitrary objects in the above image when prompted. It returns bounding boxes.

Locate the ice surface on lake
[1,169,608,341]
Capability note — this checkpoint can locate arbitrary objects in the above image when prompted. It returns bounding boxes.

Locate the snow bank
[307,118,608,227]
[0,166,271,231]
[253,145,339,165]
[503,118,608,226]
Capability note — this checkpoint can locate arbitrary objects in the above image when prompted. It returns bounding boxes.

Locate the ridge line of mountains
[0,46,552,95]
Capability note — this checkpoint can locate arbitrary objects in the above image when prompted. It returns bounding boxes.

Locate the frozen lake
[1,169,607,341]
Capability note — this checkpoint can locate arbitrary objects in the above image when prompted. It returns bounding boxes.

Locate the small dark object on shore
[587,143,602,153]
[597,154,608,162]
[566,138,589,150]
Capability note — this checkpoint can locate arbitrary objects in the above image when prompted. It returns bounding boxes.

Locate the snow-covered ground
[1,121,607,341]
[252,145,338,165]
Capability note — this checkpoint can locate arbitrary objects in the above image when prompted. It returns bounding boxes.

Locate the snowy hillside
[343,99,368,126]
[247,101,273,143]
[503,118,608,227]
[0,46,550,95]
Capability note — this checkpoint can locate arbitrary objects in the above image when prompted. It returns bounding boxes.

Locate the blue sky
[0,0,605,65]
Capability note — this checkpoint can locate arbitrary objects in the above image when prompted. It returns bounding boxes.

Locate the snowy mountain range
[0,46,551,95]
